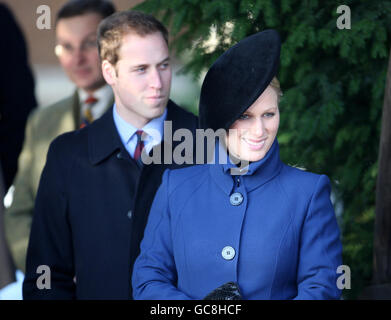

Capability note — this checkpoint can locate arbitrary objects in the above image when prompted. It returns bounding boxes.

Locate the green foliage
[134,0,391,299]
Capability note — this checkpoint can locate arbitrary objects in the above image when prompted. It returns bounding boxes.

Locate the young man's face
[103,32,172,128]
[55,12,106,93]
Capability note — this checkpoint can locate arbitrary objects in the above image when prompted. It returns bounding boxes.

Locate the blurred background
[0,0,201,111]
[1,0,390,300]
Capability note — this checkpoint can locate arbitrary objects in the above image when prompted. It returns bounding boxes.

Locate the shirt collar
[78,84,112,105]
[78,85,113,121]
[112,103,167,149]
[143,108,167,146]
[87,99,194,165]
[87,106,123,165]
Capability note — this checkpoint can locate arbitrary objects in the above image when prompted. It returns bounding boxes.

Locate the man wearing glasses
[4,0,115,279]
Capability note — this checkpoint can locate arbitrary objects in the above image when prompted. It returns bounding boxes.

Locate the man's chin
[147,99,169,112]
[152,105,166,118]
[74,79,106,92]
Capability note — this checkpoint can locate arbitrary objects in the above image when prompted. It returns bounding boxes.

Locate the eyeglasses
[55,38,97,57]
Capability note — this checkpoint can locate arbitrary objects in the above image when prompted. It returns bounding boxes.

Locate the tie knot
[136,130,144,138]
[134,130,146,162]
[85,95,98,104]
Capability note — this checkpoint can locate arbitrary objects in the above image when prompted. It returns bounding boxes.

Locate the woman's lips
[243,138,266,150]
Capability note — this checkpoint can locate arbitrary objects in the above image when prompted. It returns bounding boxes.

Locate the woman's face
[226,85,280,162]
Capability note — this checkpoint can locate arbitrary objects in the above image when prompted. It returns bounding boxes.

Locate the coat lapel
[87,106,124,165]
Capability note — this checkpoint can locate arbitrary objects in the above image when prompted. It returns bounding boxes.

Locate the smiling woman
[132,29,343,300]
[226,84,280,163]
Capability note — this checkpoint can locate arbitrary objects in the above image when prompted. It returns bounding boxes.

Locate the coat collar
[165,99,193,134]
[88,99,187,165]
[209,139,282,195]
[71,90,80,128]
[88,104,123,165]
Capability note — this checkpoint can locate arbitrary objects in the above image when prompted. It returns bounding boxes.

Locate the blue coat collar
[209,139,282,195]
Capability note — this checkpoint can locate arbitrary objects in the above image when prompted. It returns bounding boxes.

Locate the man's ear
[102,60,117,85]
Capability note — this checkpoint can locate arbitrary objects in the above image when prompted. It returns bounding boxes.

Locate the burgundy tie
[80,95,98,128]
[134,130,145,161]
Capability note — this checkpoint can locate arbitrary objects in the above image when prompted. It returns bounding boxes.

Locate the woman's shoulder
[274,165,333,210]
[279,163,331,192]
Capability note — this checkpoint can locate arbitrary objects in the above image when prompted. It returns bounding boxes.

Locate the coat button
[127,210,132,219]
[230,192,243,206]
[222,246,235,260]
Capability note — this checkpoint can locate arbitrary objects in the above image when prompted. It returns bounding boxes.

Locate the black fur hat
[199,29,281,131]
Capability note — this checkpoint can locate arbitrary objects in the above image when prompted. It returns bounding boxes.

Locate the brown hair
[56,0,115,25]
[97,10,168,66]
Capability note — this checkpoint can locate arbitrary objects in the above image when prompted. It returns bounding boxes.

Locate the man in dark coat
[23,10,198,299]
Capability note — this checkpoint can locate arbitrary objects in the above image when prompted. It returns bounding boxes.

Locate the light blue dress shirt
[112,104,167,159]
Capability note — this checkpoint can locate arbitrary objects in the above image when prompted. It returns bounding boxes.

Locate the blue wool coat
[132,140,343,300]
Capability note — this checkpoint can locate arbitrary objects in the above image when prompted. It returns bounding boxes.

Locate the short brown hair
[56,0,115,25]
[97,10,168,66]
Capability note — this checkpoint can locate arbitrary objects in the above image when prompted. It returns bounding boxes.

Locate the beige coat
[4,90,113,271]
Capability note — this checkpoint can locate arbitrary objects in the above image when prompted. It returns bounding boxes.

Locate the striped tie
[80,95,98,128]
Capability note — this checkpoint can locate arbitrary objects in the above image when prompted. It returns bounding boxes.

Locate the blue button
[230,192,243,206]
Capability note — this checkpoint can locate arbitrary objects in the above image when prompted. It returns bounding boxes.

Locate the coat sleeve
[294,175,343,300]
[22,138,76,299]
[132,170,192,300]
